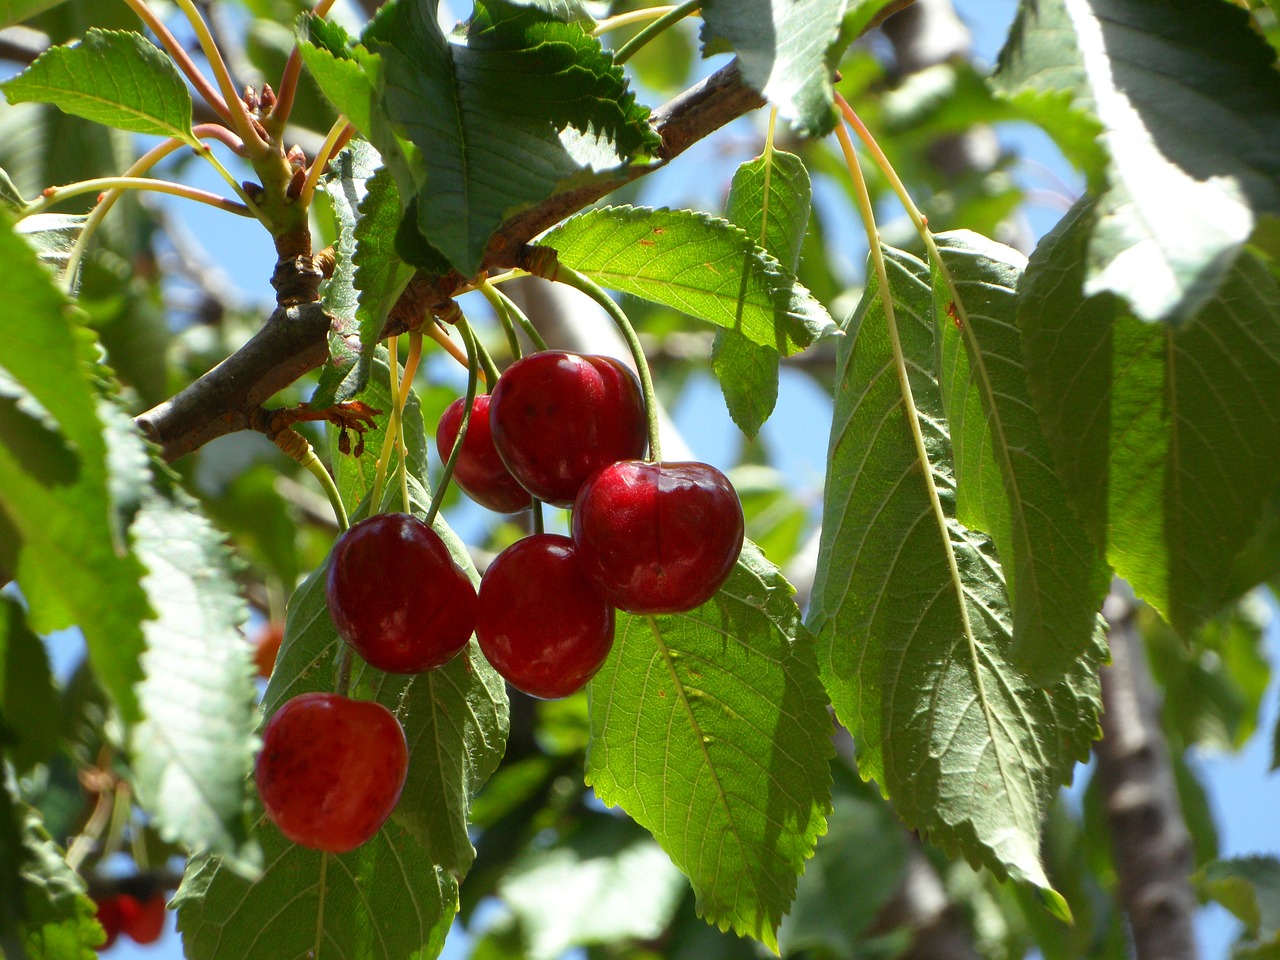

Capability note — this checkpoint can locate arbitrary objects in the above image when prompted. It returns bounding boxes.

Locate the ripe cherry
[435,394,532,513]
[327,513,476,674]
[572,461,744,614]
[489,351,647,507]
[476,534,615,699]
[251,620,285,679]
[120,891,166,945]
[255,692,408,853]
[94,895,123,950]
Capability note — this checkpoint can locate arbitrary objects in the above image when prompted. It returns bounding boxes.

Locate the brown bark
[1095,591,1201,960]
[134,62,764,461]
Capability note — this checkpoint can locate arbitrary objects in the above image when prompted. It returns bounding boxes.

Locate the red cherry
[251,621,285,679]
[572,461,744,614]
[255,692,408,853]
[121,892,166,945]
[489,351,647,507]
[476,534,615,699]
[326,513,476,674]
[435,394,532,513]
[94,895,123,950]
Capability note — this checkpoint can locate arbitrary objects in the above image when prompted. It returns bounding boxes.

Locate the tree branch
[1095,588,1201,960]
[135,62,764,461]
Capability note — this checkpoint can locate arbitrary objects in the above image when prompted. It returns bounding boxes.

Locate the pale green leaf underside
[585,540,833,950]
[539,205,835,356]
[1019,199,1280,635]
[700,0,847,137]
[131,487,260,874]
[806,246,1103,903]
[1,29,194,141]
[933,230,1108,682]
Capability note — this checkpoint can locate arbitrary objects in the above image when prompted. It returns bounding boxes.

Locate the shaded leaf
[586,540,833,949]
[0,0,68,29]
[0,220,149,724]
[0,165,26,209]
[296,17,378,138]
[1019,199,1280,634]
[807,245,1103,911]
[0,367,78,488]
[0,598,60,773]
[1198,857,1280,941]
[1,29,194,141]
[539,205,835,355]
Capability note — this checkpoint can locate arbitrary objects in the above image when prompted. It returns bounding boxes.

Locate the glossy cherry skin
[572,461,744,614]
[94,896,124,950]
[489,351,647,507]
[120,892,166,945]
[476,534,615,699]
[435,394,532,513]
[327,513,476,674]
[251,620,285,679]
[255,692,408,853]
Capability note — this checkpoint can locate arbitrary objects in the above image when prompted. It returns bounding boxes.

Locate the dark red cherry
[326,513,476,674]
[251,620,285,679]
[120,892,166,944]
[572,461,744,614]
[255,692,408,853]
[475,534,615,699]
[489,351,647,507]
[436,394,532,513]
[94,895,124,950]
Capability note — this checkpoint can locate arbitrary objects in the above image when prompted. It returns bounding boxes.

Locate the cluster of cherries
[92,889,166,950]
[255,350,744,854]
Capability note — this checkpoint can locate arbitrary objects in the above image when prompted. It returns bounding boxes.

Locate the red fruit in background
[476,534,615,699]
[94,895,123,950]
[489,351,646,507]
[251,621,285,679]
[436,394,532,513]
[120,892,166,945]
[255,692,408,853]
[572,461,744,614]
[327,513,476,673]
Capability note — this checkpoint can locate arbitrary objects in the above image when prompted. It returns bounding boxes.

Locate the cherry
[94,895,123,950]
[475,534,615,699]
[572,461,744,614]
[251,620,285,679]
[255,692,408,853]
[489,351,647,507]
[435,394,532,513]
[120,891,166,945]
[326,513,476,674]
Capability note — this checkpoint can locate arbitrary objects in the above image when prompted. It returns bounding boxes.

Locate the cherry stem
[395,332,424,515]
[543,264,662,462]
[489,280,548,352]
[271,0,341,139]
[28,176,251,219]
[120,0,235,127]
[426,317,481,527]
[424,320,483,383]
[592,5,677,36]
[478,278,524,360]
[300,443,350,532]
[612,0,700,65]
[299,118,354,207]
[370,338,402,512]
[532,500,544,535]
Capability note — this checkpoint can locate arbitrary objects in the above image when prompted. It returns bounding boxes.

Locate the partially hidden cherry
[120,891,166,945]
[572,461,744,614]
[94,895,123,950]
[476,534,615,699]
[251,620,285,679]
[327,513,476,674]
[436,394,532,513]
[255,692,408,853]
[489,351,647,507]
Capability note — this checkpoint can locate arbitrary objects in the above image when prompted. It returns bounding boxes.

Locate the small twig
[270,0,341,138]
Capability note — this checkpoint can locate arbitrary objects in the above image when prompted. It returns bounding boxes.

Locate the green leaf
[297,17,379,139]
[0,220,149,724]
[1198,857,1280,941]
[0,367,78,488]
[501,0,594,19]
[539,205,836,356]
[806,245,1104,909]
[178,477,508,959]
[0,166,26,210]
[1,29,195,141]
[1019,199,1280,634]
[130,482,260,874]
[499,816,687,960]
[0,598,60,773]
[995,0,1280,323]
[700,0,847,137]
[932,231,1109,682]
[713,150,813,437]
[347,0,659,275]
[585,540,834,949]
[0,0,68,29]
[2,779,100,960]
[352,172,415,378]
